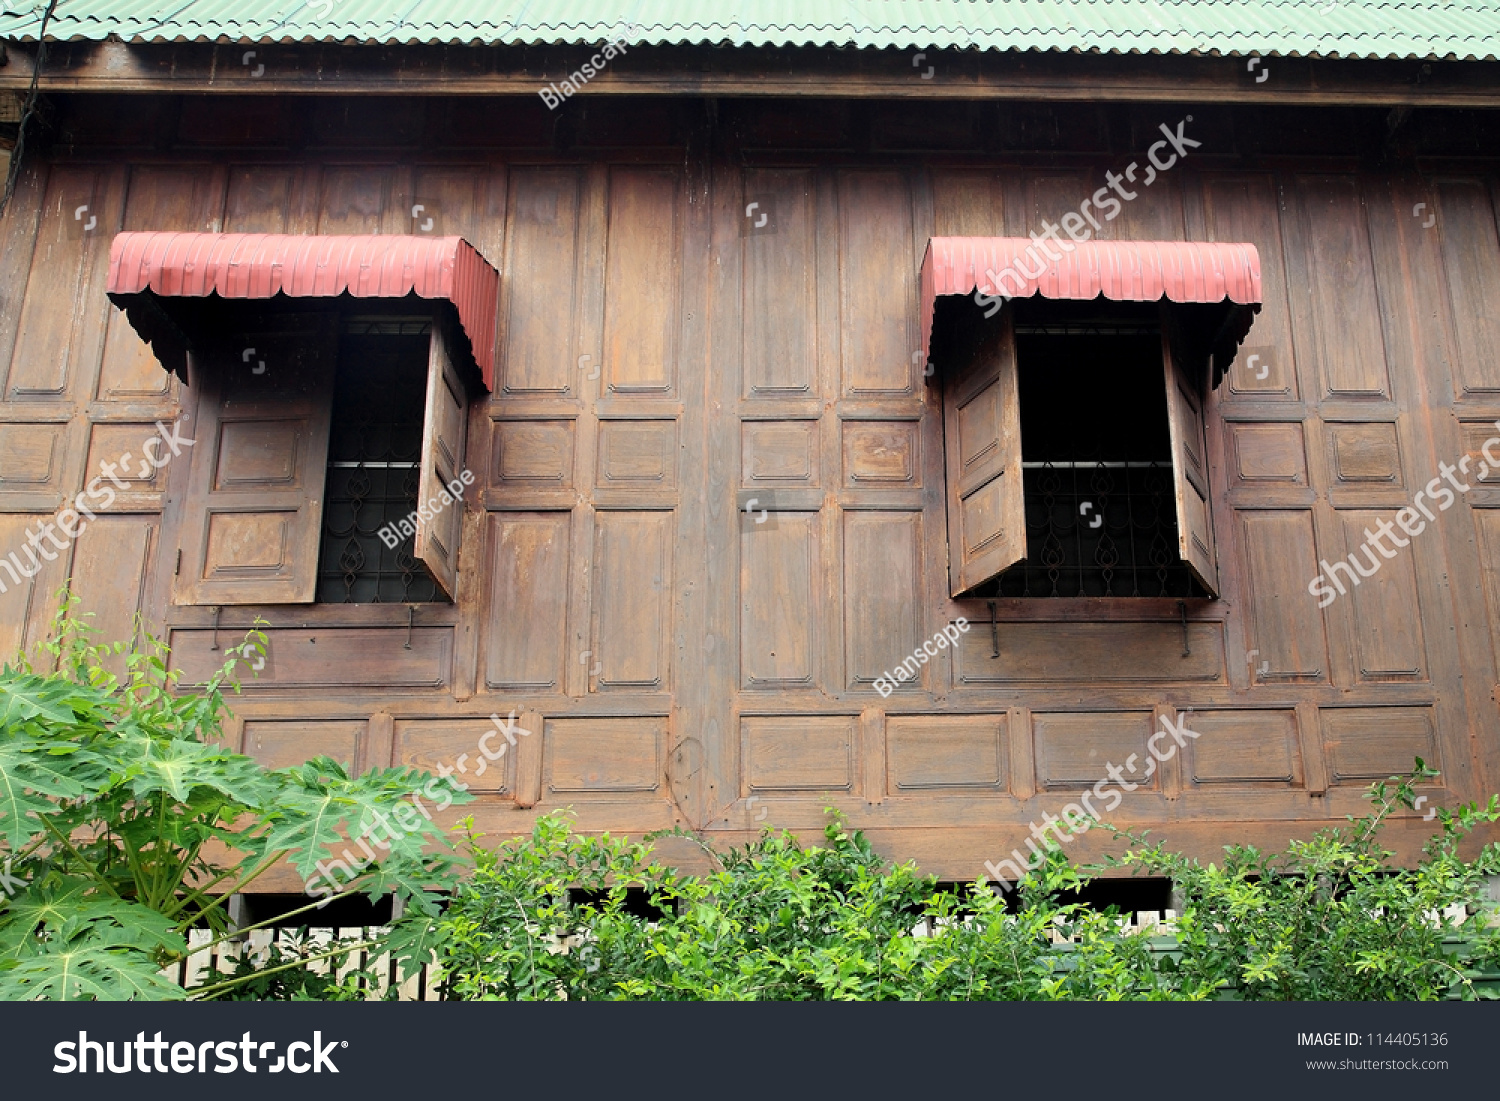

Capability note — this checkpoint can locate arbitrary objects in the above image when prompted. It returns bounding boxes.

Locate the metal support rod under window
[327,461,420,468]
[1021,461,1169,469]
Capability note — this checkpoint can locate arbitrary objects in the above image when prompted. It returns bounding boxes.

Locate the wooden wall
[2,95,1498,881]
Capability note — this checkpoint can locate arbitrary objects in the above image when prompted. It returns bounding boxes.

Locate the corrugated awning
[920,237,1262,383]
[106,232,500,388]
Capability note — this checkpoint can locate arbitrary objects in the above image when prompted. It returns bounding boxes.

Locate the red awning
[920,237,1262,377]
[107,232,500,388]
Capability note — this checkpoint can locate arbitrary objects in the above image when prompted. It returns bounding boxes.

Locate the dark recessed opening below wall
[567,887,670,922]
[234,892,396,930]
[1055,876,1175,917]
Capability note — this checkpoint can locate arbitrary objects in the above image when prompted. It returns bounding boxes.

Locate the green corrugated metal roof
[0,0,1496,62]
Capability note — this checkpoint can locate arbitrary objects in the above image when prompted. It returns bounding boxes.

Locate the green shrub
[422,767,1500,1001]
[1108,762,1500,1000]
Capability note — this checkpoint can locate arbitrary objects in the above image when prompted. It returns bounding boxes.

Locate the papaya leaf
[0,944,186,1001]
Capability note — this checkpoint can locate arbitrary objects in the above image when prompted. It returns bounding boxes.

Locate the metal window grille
[996,461,1206,598]
[315,321,447,604]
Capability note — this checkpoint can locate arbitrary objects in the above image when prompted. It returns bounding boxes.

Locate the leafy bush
[0,596,470,1000]
[424,768,1500,1001]
[1108,762,1500,1000]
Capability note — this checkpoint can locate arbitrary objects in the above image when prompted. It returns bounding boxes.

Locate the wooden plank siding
[1,95,1498,885]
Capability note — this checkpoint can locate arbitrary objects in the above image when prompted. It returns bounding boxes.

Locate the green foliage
[424,766,1500,1001]
[0,592,472,1000]
[423,814,1216,1001]
[196,929,384,1002]
[1106,759,1500,1001]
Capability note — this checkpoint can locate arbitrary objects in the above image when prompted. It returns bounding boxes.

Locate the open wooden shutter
[413,319,470,600]
[1162,328,1220,596]
[943,311,1026,597]
[175,312,338,605]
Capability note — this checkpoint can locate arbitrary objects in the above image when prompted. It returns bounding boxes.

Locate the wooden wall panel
[1114,171,1184,241]
[843,421,921,487]
[1460,421,1500,486]
[67,514,155,652]
[1033,712,1156,791]
[1022,171,1094,236]
[499,167,583,396]
[931,170,1004,238]
[1335,511,1427,681]
[492,420,574,488]
[838,171,917,397]
[224,166,308,234]
[0,423,64,497]
[1327,422,1402,486]
[81,423,169,511]
[545,716,663,795]
[484,512,570,692]
[589,510,673,692]
[743,420,819,486]
[1321,707,1438,784]
[394,718,513,794]
[242,720,365,771]
[97,318,173,405]
[170,628,451,689]
[843,511,921,691]
[955,621,1222,684]
[741,510,819,689]
[6,165,119,401]
[1199,175,1298,398]
[409,166,505,265]
[743,715,857,793]
[98,165,219,402]
[1228,422,1307,487]
[887,714,1007,792]
[597,419,678,489]
[0,513,42,663]
[1184,710,1303,785]
[1467,508,1500,680]
[317,166,389,234]
[1434,178,1500,396]
[742,168,817,398]
[602,166,681,396]
[1295,175,1391,399]
[1238,511,1329,680]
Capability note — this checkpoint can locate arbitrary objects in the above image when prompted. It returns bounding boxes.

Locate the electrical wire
[0,0,60,222]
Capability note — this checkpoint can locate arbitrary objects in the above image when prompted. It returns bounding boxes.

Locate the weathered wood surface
[3,44,1500,108]
[0,97,1497,880]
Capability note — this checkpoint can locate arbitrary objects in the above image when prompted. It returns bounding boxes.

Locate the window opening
[962,299,1208,599]
[316,318,448,603]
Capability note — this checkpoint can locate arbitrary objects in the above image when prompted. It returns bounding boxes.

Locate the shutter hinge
[174,548,181,575]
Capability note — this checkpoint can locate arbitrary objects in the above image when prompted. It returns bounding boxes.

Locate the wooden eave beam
[0,41,1498,107]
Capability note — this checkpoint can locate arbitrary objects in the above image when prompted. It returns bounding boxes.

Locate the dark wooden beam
[1,41,1498,106]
